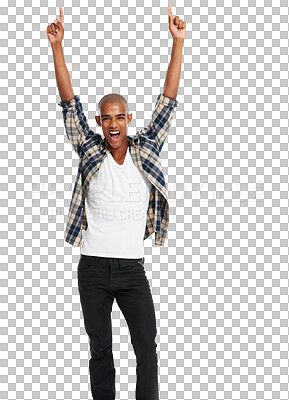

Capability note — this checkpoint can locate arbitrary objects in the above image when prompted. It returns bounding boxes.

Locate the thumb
[53,19,63,30]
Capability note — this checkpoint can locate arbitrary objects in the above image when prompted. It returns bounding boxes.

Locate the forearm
[51,42,74,103]
[163,38,184,101]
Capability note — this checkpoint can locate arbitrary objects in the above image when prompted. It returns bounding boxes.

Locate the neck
[109,139,128,160]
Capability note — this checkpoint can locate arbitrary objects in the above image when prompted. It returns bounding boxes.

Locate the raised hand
[46,7,64,45]
[168,4,186,41]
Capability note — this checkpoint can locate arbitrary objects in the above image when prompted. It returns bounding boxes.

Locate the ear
[127,113,133,125]
[95,115,101,127]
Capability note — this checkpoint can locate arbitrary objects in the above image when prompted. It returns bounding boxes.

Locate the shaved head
[98,93,129,116]
[95,93,133,152]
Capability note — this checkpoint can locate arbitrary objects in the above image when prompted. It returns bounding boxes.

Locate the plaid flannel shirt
[58,93,179,247]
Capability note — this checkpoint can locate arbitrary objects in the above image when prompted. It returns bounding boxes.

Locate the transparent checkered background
[1,0,289,399]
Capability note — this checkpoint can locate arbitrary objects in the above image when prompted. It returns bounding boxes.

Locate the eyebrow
[101,114,126,118]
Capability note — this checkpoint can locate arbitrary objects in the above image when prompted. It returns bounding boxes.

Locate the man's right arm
[52,42,91,156]
[47,9,93,157]
[51,42,74,103]
[52,43,93,157]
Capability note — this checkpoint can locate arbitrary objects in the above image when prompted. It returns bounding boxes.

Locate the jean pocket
[119,257,145,269]
[78,255,95,271]
[136,257,145,267]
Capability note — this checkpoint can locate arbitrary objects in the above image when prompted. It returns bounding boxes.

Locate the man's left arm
[163,4,186,101]
[137,5,186,152]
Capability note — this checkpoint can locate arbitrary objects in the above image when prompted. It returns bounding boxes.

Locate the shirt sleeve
[138,94,179,152]
[58,95,93,157]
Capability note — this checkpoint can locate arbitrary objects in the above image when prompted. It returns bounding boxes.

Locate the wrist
[173,38,184,45]
[51,41,63,50]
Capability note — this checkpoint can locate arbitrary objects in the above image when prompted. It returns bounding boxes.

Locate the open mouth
[109,131,120,141]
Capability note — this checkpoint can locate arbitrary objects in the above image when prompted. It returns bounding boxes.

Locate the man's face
[95,101,132,151]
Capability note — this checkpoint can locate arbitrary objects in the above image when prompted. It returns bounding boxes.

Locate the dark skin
[95,101,133,165]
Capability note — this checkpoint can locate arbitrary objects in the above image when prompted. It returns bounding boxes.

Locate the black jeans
[77,254,159,400]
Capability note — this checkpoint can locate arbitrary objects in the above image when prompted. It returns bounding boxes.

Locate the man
[47,5,186,400]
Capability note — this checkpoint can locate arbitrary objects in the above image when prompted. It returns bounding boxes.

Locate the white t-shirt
[80,147,152,258]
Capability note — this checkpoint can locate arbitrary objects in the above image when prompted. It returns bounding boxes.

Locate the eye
[102,117,124,120]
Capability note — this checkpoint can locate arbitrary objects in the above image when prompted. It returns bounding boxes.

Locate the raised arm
[47,8,93,157]
[47,7,74,103]
[163,4,186,101]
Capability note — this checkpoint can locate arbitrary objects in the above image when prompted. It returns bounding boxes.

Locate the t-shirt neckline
[109,147,129,168]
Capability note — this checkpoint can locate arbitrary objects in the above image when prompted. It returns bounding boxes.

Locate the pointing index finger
[168,4,173,18]
[59,6,64,25]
